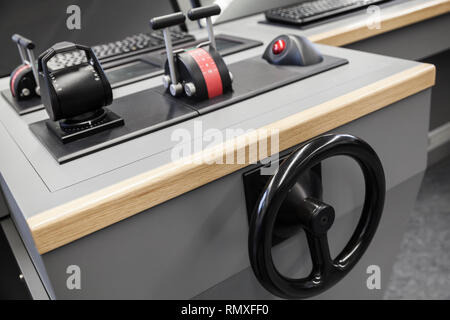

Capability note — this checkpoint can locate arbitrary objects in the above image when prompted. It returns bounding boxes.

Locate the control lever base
[46,109,124,144]
[164,47,232,101]
[59,109,107,132]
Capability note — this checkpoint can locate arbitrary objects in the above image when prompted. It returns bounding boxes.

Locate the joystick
[263,34,323,66]
[150,5,233,101]
[38,42,123,143]
[9,34,40,100]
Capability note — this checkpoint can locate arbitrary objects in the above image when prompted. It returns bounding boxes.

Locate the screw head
[184,82,196,97]
[169,83,183,97]
[21,88,30,97]
[162,75,171,89]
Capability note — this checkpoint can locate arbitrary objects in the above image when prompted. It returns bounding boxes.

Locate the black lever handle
[12,34,35,50]
[150,12,186,30]
[187,4,221,21]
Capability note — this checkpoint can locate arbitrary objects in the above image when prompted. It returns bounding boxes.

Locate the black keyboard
[265,0,389,26]
[48,29,195,71]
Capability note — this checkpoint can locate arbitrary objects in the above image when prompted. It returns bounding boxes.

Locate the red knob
[272,39,286,55]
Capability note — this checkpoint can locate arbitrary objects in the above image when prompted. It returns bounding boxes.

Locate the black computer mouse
[263,34,323,66]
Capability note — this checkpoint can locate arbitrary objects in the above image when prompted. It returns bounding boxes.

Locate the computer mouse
[263,34,323,66]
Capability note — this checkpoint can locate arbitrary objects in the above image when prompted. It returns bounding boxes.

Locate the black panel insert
[1,34,263,116]
[29,54,348,164]
[1,90,42,116]
[30,89,197,163]
[155,55,348,115]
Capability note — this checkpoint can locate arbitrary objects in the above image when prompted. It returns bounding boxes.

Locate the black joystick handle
[38,42,112,122]
[187,4,221,20]
[150,12,186,30]
[249,134,386,299]
[188,5,221,49]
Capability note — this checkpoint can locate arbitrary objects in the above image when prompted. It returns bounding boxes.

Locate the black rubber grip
[150,12,186,30]
[188,4,221,21]
[11,34,35,49]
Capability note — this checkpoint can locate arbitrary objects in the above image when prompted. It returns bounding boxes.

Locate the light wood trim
[309,0,450,47]
[28,63,436,254]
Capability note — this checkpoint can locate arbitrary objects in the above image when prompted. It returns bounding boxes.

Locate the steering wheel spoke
[305,231,333,276]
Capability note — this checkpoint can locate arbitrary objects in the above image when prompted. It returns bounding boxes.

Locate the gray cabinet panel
[42,91,430,299]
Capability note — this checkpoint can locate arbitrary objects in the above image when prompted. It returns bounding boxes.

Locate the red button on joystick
[272,39,286,55]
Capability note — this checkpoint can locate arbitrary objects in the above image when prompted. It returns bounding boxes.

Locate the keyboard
[48,28,195,71]
[265,0,389,26]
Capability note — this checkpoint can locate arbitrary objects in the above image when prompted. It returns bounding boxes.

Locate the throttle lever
[188,5,221,50]
[11,34,40,95]
[150,12,186,96]
[150,6,232,100]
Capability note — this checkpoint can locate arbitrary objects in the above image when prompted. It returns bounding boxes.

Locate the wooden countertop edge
[308,0,450,47]
[27,63,436,255]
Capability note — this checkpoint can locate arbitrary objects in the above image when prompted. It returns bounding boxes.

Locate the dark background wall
[0,0,176,76]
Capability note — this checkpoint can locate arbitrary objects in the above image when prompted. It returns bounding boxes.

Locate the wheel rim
[248,134,386,299]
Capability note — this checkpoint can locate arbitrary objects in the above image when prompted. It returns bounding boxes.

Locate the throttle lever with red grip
[9,34,40,100]
[150,5,232,100]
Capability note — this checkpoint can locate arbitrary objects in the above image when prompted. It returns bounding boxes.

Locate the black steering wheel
[248,134,386,299]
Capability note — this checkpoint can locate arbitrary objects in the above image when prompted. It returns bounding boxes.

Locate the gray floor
[384,156,450,299]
